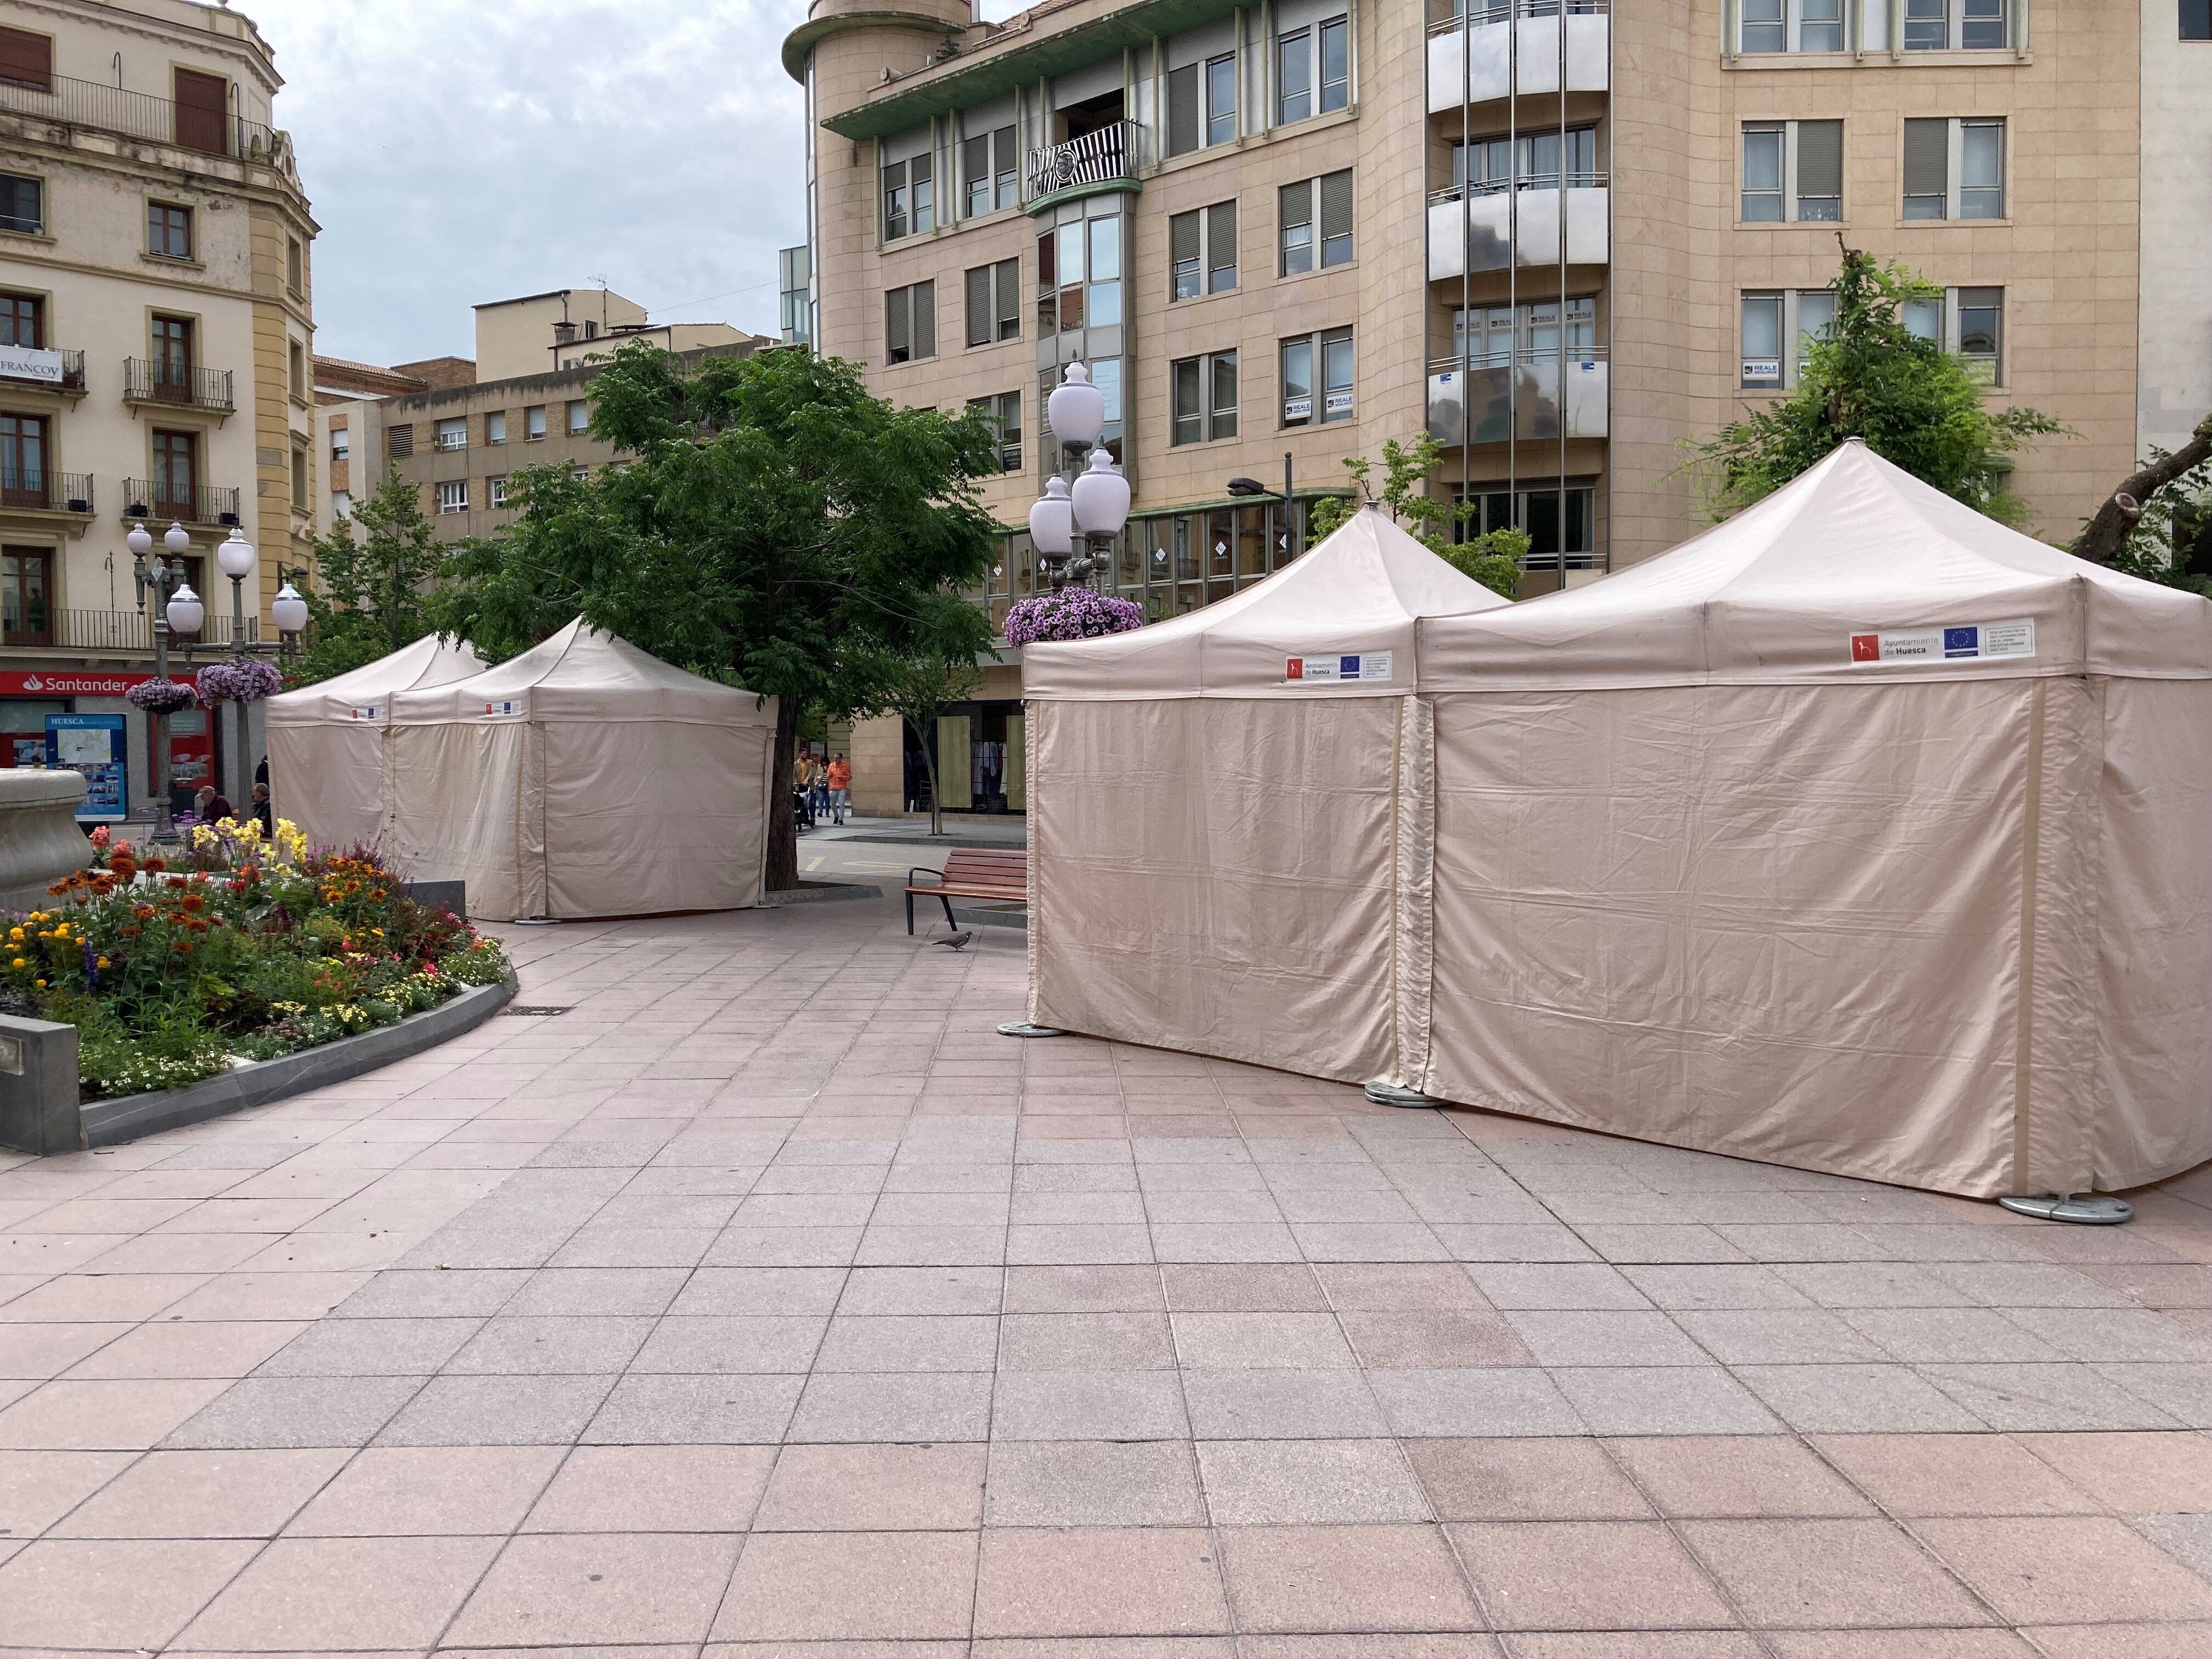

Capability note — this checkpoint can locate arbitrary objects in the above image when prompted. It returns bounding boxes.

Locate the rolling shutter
[1901,119,1949,200]
[0,27,52,92]
[1206,200,1237,287]
[912,280,934,359]
[1319,170,1355,252]
[966,266,991,348]
[1795,120,1843,203]
[886,291,910,363]
[1166,64,1199,157]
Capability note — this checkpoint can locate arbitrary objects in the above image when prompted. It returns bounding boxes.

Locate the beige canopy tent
[1413,441,2212,1198]
[385,620,777,920]
[1020,505,1511,1083]
[265,634,484,848]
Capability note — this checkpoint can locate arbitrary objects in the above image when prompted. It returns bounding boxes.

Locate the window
[1170,350,1237,445]
[1903,118,2004,219]
[569,466,589,482]
[0,173,42,235]
[2187,0,2212,39]
[883,151,933,241]
[290,449,308,512]
[1035,216,1122,335]
[1281,327,1353,426]
[1450,125,1599,195]
[524,405,546,441]
[1901,286,2005,384]
[489,475,509,509]
[1738,0,1844,52]
[286,236,303,296]
[0,27,52,92]
[963,123,1019,217]
[1454,479,1599,570]
[151,428,197,516]
[288,340,306,402]
[0,411,48,507]
[330,490,351,520]
[1741,121,1842,223]
[436,479,468,514]
[435,416,467,450]
[1451,296,1597,366]
[1,548,53,646]
[329,427,349,464]
[1905,0,2008,50]
[885,281,935,365]
[967,391,1023,472]
[1276,14,1350,123]
[148,202,193,261]
[1169,201,1237,300]
[1740,288,1836,387]
[1205,53,1238,146]
[0,291,42,348]
[387,424,414,459]
[964,258,1020,347]
[486,410,506,445]
[566,400,589,435]
[1278,171,1354,275]
[150,314,193,399]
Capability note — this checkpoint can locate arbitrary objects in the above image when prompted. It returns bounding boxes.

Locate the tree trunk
[2073,413,2212,565]
[908,715,944,838]
[765,695,800,891]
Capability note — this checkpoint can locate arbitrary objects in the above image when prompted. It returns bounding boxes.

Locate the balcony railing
[0,608,261,653]
[1427,347,1609,446]
[1428,0,1610,111]
[123,359,234,413]
[122,479,241,527]
[1024,121,1137,202]
[1427,176,1610,279]
[0,347,87,394]
[0,471,93,514]
[0,70,290,166]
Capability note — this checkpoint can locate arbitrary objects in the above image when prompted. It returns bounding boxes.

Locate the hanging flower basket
[1003,589,1145,646]
[194,658,284,704]
[124,678,198,715]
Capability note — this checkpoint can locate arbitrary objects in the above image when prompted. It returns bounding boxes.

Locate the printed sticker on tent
[1284,652,1393,684]
[483,699,522,715]
[348,705,379,721]
[1848,620,2035,667]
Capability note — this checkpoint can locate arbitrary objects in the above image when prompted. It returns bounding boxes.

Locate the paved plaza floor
[4,891,2212,1655]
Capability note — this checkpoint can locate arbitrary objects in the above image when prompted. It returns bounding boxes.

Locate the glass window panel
[1237,506,1268,577]
[1904,0,1948,49]
[1277,28,1312,123]
[965,135,990,217]
[1087,281,1121,326]
[1960,121,2004,217]
[1742,126,1784,221]
[1319,17,1348,111]
[1797,289,1837,345]
[1800,0,1843,50]
[1961,0,2006,48]
[1741,293,1783,385]
[1282,338,1313,425]
[1903,298,1944,342]
[1741,0,1785,52]
[1088,216,1120,281]
[1321,331,1353,422]
[1205,55,1237,146]
[1210,352,1237,439]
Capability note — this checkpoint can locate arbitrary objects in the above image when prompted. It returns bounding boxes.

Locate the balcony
[1428,1,1610,113]
[1427,178,1609,279]
[1427,349,1609,446]
[122,480,241,528]
[0,471,93,516]
[0,608,260,653]
[123,359,234,415]
[1024,121,1141,208]
[0,70,291,167]
[0,346,87,397]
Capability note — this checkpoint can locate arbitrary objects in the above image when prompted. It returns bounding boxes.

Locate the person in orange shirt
[825,753,851,825]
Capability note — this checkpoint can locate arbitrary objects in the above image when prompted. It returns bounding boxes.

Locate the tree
[884,653,981,838]
[1686,245,2067,525]
[434,342,1001,890]
[2073,411,2212,574]
[1307,434,1528,599]
[288,465,444,685]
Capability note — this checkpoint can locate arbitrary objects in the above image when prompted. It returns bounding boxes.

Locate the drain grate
[500,1005,574,1017]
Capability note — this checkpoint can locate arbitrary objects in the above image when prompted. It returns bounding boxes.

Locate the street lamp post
[1031,363,1128,590]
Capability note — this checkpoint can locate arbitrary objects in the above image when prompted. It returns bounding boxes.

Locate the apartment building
[313,286,771,546]
[787,0,2180,816]
[0,0,315,808]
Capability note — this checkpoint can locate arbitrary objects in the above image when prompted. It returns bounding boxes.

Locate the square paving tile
[1197,1437,1428,1524]
[1810,1434,2089,1517]
[1220,1523,1480,1633]
[60,1318,306,1381]
[0,1536,260,1648]
[1549,1368,1781,1436]
[1607,1436,1873,1519]
[1679,1518,1993,1629]
[816,1314,1001,1372]
[753,1442,987,1531]
[1339,1310,1534,1368]
[583,1372,805,1444]
[1161,1263,1328,1311]
[1466,1265,1652,1311]
[174,1533,505,1650]
[984,1438,1204,1527]
[375,1373,613,1446]
[1369,1368,1585,1438]
[991,1369,1188,1440]
[2,1376,234,1449]
[1672,1309,1886,1365]
[977,1526,1227,1638]
[787,1370,993,1442]
[1181,1369,1385,1439]
[2019,1429,2212,1511]
[1452,1521,1734,1632]
[1734,1365,1987,1433]
[838,1265,1005,1316]
[1406,1437,1650,1521]
[450,1530,747,1645]
[630,1314,827,1373]
[1173,1312,1356,1369]
[287,1444,562,1534]
[0,1447,137,1536]
[1002,1264,1165,1313]
[527,1444,776,1531]
[51,1447,346,1538]
[1911,1515,2212,1624]
[1922,1362,2183,1431]
[1000,1311,1175,1369]
[445,1314,655,1375]
[716,1529,978,1641]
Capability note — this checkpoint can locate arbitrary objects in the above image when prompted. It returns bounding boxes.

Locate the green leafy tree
[433,342,1001,890]
[1307,434,1527,599]
[884,653,983,839]
[1686,246,2068,525]
[2096,439,2212,597]
[288,465,444,685]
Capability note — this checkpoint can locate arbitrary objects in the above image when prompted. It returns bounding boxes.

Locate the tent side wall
[1420,679,2101,1200]
[386,721,532,920]
[2096,676,2212,1189]
[1029,696,1405,1085]
[266,723,387,851]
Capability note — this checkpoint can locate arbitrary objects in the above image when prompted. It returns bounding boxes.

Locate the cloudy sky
[276,1,823,368]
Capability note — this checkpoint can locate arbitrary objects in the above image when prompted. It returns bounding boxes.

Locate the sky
[274,1,820,368]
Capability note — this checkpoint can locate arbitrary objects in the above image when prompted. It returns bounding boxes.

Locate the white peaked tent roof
[1022,502,1513,700]
[267,634,485,726]
[1424,439,2212,689]
[388,618,777,726]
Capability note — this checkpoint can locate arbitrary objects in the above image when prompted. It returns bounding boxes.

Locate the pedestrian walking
[794,748,817,828]
[826,752,851,825]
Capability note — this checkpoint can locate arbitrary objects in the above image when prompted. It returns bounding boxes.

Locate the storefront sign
[45,714,128,821]
[1848,620,2035,666]
[1285,652,1393,684]
[0,670,156,697]
[0,343,64,385]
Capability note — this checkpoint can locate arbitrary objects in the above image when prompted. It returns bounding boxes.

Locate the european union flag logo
[1944,627,1979,658]
[1340,655,1361,678]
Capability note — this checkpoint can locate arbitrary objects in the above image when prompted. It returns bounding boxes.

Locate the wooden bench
[906,847,1028,934]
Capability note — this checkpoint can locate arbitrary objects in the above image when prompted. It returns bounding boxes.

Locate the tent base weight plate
[1997,1194,2134,1226]
[1364,1082,1444,1110]
[998,1022,1065,1039]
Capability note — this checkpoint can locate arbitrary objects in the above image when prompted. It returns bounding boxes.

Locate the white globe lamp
[1028,475,1073,558]
[1071,448,1131,538]
[215,528,256,581]
[1047,362,1105,452]
[163,521,190,556]
[271,583,309,635]
[126,521,152,560]
[166,583,204,636]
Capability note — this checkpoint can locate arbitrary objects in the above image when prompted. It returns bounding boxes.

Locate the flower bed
[3,822,508,1102]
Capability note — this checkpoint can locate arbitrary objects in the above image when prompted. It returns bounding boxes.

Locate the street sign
[45,713,128,821]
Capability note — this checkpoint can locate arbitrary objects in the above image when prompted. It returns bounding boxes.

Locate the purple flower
[194,658,284,704]
[1003,590,1145,646]
[125,679,198,715]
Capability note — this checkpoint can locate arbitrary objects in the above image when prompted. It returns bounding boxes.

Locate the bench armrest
[909,867,944,888]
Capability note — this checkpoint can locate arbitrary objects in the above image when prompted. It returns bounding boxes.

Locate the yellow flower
[7,927,19,941]
[95,956,109,969]
[33,978,45,988]
[9,957,22,969]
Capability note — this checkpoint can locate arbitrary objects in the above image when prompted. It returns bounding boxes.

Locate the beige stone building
[0,0,315,810]
[785,0,2174,817]
[313,286,770,547]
